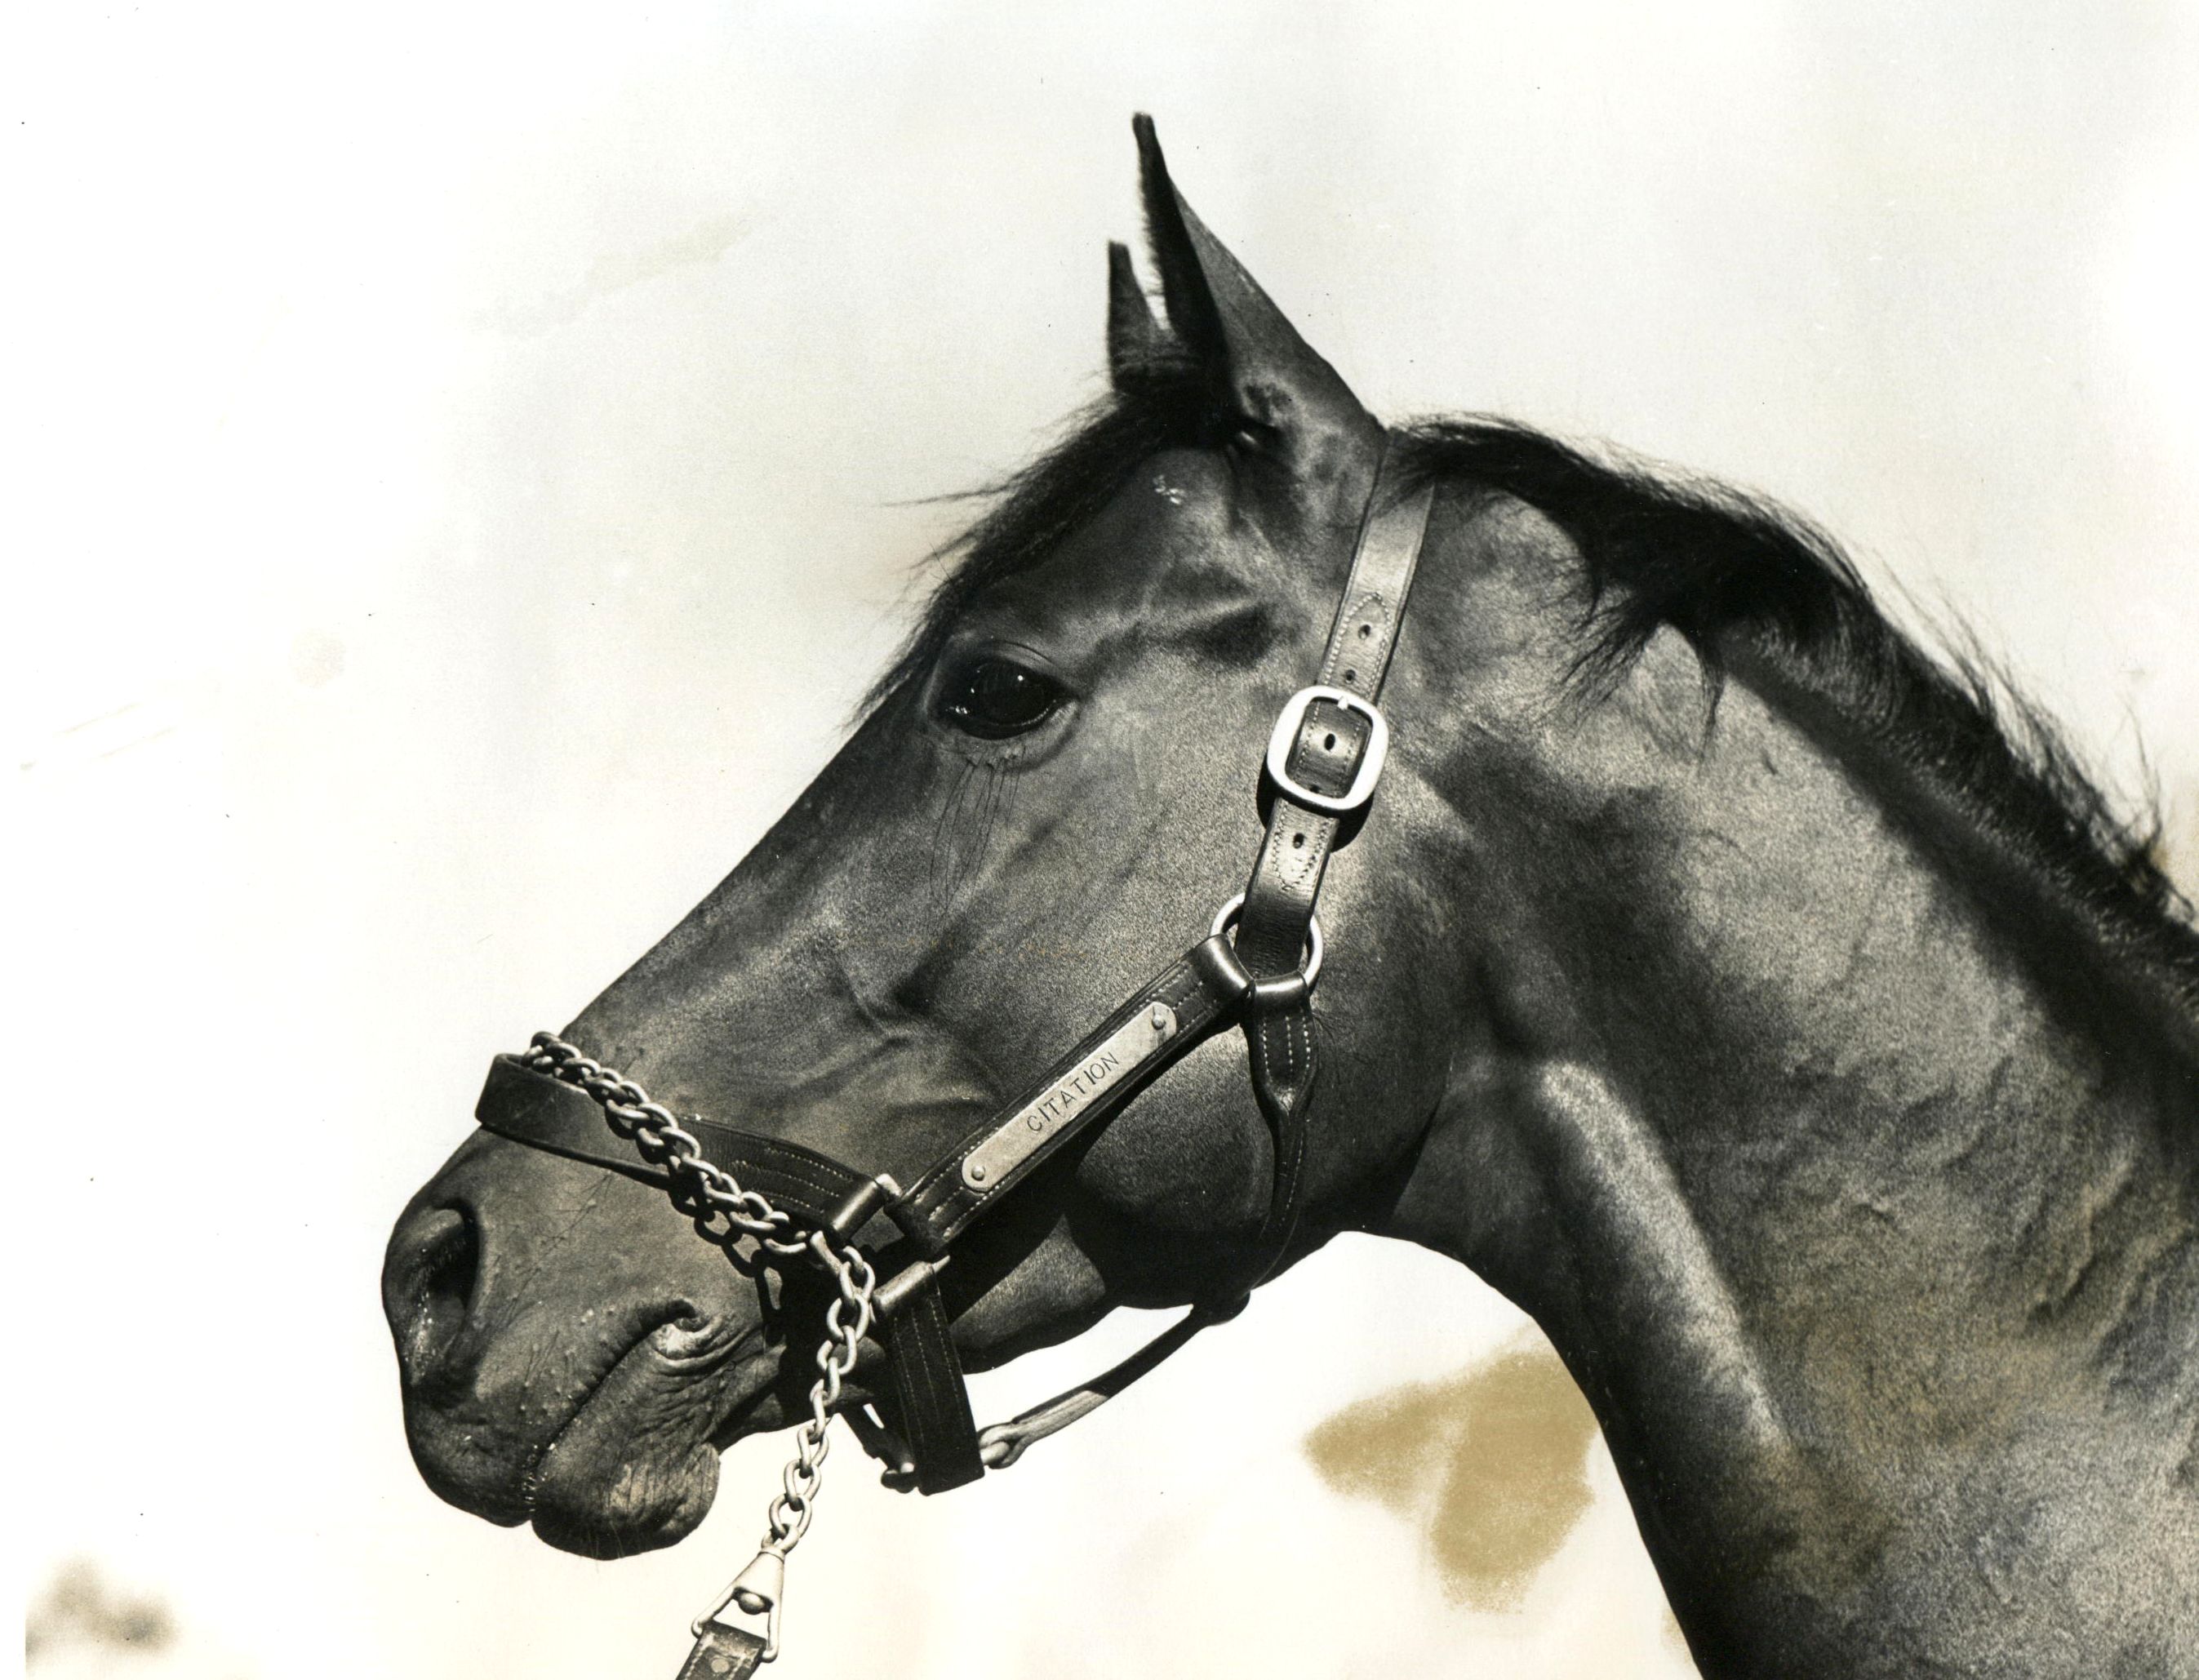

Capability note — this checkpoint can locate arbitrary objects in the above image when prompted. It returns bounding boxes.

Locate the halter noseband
[471,441,1435,1675]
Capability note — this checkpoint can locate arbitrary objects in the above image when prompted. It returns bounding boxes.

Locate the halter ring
[1210,891,1325,990]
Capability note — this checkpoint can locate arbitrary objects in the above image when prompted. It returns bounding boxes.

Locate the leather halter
[472,438,1433,1664]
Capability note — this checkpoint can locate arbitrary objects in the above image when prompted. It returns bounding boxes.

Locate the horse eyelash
[931,749,1021,904]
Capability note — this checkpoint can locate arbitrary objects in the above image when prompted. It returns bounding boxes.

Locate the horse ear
[1132,113,1381,487]
[1106,240,1179,391]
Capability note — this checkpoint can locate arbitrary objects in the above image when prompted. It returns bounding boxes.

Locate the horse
[383,117,2199,1678]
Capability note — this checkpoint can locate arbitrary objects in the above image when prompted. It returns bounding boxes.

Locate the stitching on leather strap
[889,1277,980,1491]
[721,1161,848,1201]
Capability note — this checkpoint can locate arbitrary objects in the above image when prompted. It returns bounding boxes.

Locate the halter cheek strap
[1228,469,1436,1291]
[470,437,1433,1668]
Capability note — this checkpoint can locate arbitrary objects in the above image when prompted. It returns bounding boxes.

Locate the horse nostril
[389,1207,478,1384]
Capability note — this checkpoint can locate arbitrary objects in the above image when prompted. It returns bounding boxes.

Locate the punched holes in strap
[1236,466,1433,978]
[1288,699,1374,804]
[1319,470,1436,703]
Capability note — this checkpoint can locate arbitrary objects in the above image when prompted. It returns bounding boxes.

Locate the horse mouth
[522,1309,783,1558]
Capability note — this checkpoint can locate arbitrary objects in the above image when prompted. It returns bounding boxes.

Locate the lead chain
[523,1032,876,1656]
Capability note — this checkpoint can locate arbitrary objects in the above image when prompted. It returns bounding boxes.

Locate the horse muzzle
[381,1133,799,1557]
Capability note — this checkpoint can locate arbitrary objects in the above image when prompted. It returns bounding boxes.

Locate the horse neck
[1375,514,2199,1667]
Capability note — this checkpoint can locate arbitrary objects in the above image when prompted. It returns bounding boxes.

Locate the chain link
[523,1032,876,1571]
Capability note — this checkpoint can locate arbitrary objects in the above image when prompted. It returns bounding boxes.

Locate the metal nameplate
[962,1003,1178,1192]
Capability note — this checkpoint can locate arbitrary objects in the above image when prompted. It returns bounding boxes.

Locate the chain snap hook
[694,1544,784,1661]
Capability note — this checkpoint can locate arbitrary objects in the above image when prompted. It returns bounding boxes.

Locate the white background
[11,4,2197,1678]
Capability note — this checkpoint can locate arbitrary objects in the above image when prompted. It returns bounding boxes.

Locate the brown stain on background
[26,1560,175,1664]
[1305,1343,1601,1611]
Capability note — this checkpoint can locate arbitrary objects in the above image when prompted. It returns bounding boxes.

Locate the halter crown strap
[1229,452,1434,1295]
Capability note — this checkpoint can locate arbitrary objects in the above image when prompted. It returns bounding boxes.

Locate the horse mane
[1394,417,2199,1011]
[868,385,2199,1010]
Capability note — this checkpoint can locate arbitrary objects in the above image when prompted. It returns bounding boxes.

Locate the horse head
[382,118,1463,1562]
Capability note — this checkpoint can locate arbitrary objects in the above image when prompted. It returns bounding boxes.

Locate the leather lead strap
[966,1293,1245,1469]
[677,1623,769,1680]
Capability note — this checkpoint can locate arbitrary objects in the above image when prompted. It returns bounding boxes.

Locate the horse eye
[932,657,1066,740]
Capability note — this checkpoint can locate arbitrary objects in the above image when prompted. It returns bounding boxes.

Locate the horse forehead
[1014,451,1264,611]
[1084,449,1237,558]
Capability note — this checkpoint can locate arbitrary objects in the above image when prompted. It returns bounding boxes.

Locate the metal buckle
[1264,685,1388,817]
